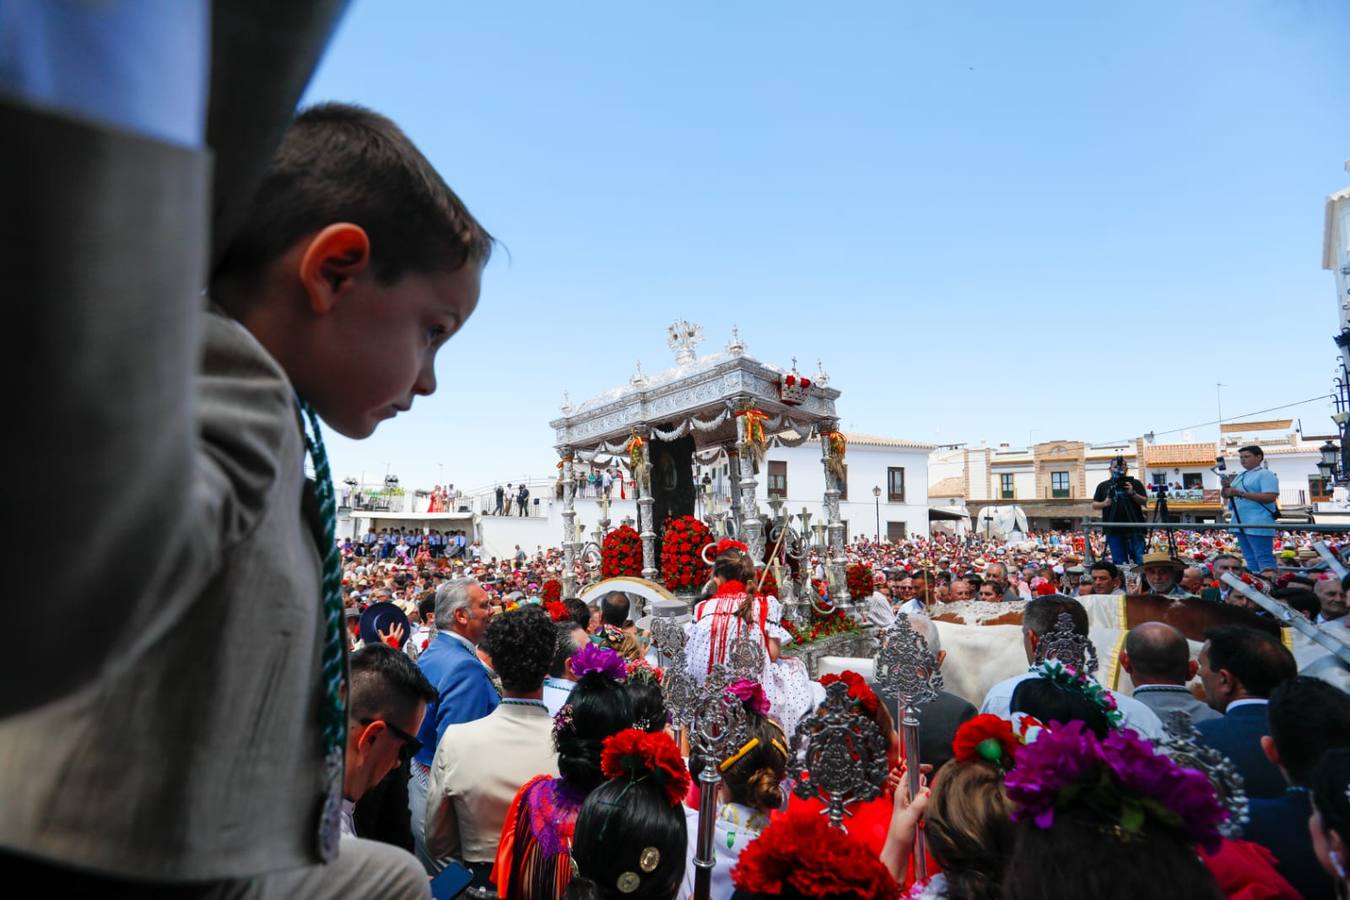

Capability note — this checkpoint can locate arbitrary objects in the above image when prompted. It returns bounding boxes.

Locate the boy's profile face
[295,226,481,439]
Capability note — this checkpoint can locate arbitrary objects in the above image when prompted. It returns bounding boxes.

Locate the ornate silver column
[736,413,765,565]
[636,430,659,582]
[560,449,578,597]
[819,425,850,610]
[725,443,743,538]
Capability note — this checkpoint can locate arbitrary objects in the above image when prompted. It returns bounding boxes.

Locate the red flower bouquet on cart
[845,563,874,601]
[659,515,713,593]
[540,578,562,604]
[601,524,643,578]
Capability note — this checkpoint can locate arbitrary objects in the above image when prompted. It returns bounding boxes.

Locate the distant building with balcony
[929,422,1328,531]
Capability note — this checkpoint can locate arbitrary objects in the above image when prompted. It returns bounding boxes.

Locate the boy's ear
[298,223,370,314]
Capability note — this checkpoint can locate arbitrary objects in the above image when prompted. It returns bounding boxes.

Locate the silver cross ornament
[1034,611,1098,675]
[874,613,943,713]
[726,629,767,682]
[789,680,889,830]
[1158,710,1249,837]
[690,662,751,764]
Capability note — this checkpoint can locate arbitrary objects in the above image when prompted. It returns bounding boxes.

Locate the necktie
[300,400,347,861]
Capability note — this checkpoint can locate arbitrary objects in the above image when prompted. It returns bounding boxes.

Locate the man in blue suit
[1195,624,1297,799]
[1245,676,1350,900]
[407,577,498,873]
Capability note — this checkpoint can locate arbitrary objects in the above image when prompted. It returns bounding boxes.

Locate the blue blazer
[1246,789,1336,900]
[1195,702,1285,799]
[413,632,499,768]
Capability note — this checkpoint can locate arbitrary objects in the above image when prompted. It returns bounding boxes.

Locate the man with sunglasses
[344,644,436,841]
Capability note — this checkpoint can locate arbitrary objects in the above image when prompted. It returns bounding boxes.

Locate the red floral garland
[952,714,1021,768]
[755,569,779,599]
[659,515,713,592]
[819,670,880,716]
[602,524,643,578]
[845,562,873,601]
[783,607,858,646]
[540,578,562,604]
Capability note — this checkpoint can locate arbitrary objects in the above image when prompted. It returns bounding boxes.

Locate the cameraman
[1091,456,1148,565]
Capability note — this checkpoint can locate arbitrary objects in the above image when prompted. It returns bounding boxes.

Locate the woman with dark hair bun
[625,661,669,733]
[493,645,633,899]
[1309,747,1350,894]
[680,681,790,899]
[563,729,691,900]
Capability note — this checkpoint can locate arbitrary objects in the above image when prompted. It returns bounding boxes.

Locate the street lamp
[872,485,881,543]
[1318,441,1340,484]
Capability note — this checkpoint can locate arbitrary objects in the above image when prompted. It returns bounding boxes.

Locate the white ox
[819,596,1227,706]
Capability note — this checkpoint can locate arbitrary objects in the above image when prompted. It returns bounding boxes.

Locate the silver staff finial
[789,680,889,830]
[1034,611,1098,674]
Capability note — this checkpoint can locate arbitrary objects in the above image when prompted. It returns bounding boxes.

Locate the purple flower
[572,643,628,682]
[727,678,770,715]
[1004,721,1226,852]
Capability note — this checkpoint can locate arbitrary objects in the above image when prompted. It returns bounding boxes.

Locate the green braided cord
[301,401,348,755]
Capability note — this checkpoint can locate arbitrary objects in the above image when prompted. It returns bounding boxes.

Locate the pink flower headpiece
[727,678,770,716]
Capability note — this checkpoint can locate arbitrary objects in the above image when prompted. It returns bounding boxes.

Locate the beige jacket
[425,702,559,863]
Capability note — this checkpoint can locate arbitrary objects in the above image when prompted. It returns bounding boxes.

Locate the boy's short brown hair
[212,103,492,300]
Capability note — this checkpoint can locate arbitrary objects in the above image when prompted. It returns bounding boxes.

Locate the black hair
[564,776,687,900]
[481,605,557,693]
[555,675,634,793]
[1089,560,1121,581]
[1311,747,1350,850]
[348,643,436,726]
[1022,595,1088,638]
[626,674,669,734]
[564,597,592,631]
[1237,445,1264,460]
[551,622,586,679]
[418,595,436,618]
[1003,805,1224,900]
[1123,623,1190,684]
[601,592,631,629]
[1010,677,1111,738]
[212,103,493,305]
[1270,587,1319,621]
[715,713,789,811]
[1268,676,1350,785]
[1200,625,1296,699]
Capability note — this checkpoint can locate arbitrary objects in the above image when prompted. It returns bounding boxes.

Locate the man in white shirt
[980,595,1163,740]
[864,575,896,629]
[1313,574,1347,624]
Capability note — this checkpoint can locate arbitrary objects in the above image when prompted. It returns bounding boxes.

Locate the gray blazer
[1130,684,1220,726]
[0,0,345,878]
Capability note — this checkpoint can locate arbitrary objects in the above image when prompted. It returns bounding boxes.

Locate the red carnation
[785,374,797,387]
[731,807,898,897]
[952,714,1020,767]
[599,729,690,807]
[801,377,811,389]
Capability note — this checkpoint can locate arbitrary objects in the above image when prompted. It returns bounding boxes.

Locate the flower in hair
[727,678,771,716]
[543,600,569,622]
[1005,720,1226,852]
[572,643,628,682]
[627,659,663,684]
[600,729,691,807]
[1027,659,1123,729]
[731,806,899,897]
[818,670,879,716]
[552,704,575,749]
[952,714,1021,769]
[715,538,749,556]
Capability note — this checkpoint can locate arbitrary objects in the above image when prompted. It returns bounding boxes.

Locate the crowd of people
[336,533,1350,899]
[13,12,1350,899]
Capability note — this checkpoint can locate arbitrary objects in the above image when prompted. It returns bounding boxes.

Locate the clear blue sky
[302,1,1350,492]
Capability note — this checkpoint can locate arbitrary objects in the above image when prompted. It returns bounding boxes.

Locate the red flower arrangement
[952,714,1021,769]
[660,514,713,593]
[540,578,562,604]
[601,524,643,578]
[543,600,569,623]
[783,607,858,646]
[845,563,873,601]
[599,728,690,807]
[819,670,879,716]
[731,806,899,898]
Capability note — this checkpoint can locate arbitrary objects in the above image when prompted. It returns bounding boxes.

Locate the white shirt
[340,798,357,839]
[980,670,1164,741]
[864,591,896,629]
[542,676,574,717]
[1224,698,1269,713]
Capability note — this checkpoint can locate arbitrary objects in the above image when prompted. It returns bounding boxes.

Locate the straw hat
[1140,551,1185,572]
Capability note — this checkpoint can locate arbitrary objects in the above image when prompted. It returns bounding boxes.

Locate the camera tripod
[1147,485,1177,558]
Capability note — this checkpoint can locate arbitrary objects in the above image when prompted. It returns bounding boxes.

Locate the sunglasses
[359,717,422,758]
